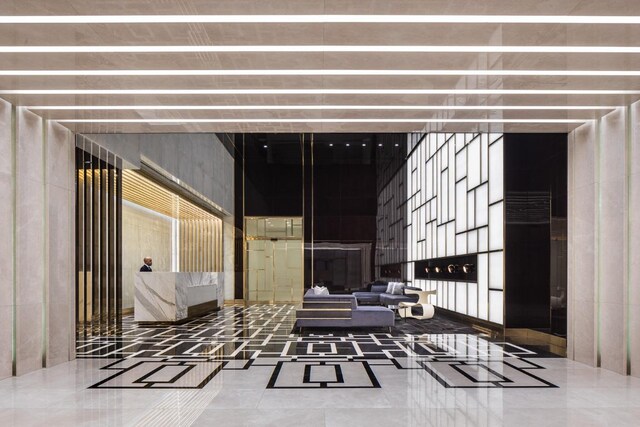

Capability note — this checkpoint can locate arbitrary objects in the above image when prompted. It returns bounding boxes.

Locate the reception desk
[134,272,223,323]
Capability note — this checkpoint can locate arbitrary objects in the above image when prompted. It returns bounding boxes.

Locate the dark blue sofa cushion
[352,292,380,304]
[370,284,389,293]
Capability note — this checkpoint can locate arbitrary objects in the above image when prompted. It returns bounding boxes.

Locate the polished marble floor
[2,305,640,426]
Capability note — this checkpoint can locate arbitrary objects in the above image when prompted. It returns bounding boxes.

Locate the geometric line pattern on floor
[266,360,381,389]
[89,358,225,389]
[418,358,558,388]
[78,304,558,390]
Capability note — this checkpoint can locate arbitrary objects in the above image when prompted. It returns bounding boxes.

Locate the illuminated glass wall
[377,133,505,325]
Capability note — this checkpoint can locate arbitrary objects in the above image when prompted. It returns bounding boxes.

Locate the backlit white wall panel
[377,132,504,325]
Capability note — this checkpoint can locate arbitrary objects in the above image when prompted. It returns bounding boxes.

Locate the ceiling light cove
[2,45,640,53]
[56,118,586,124]
[26,105,619,111]
[4,70,640,77]
[4,89,639,95]
[1,15,640,25]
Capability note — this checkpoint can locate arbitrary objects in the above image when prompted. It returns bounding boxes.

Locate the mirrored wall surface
[235,133,406,298]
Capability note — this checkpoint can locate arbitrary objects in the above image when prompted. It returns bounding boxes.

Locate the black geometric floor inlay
[90,358,225,389]
[267,360,381,389]
[78,305,558,390]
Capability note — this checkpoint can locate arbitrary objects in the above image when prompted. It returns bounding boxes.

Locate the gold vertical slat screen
[176,218,222,272]
[76,144,122,337]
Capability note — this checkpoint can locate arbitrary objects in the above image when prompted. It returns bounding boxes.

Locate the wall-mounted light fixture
[434,266,442,273]
[447,264,459,273]
[462,264,475,274]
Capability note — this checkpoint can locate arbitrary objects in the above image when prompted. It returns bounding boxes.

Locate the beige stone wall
[568,101,640,376]
[0,103,75,379]
[0,99,13,379]
[121,202,173,310]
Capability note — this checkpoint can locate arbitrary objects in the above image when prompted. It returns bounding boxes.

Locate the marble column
[1,104,76,377]
[14,108,45,376]
[629,102,640,377]
[568,103,640,376]
[567,121,598,368]
[0,99,13,380]
[597,108,628,374]
[45,121,75,366]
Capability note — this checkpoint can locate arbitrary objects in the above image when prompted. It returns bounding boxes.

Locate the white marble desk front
[134,272,223,323]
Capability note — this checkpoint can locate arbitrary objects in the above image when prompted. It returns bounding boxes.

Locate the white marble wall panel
[134,272,223,322]
[45,121,75,367]
[1,102,76,377]
[629,102,640,377]
[14,108,44,376]
[135,273,181,322]
[598,109,628,375]
[568,104,640,377]
[567,121,598,367]
[0,99,12,379]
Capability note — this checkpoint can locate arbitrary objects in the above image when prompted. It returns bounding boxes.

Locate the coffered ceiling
[1,0,640,133]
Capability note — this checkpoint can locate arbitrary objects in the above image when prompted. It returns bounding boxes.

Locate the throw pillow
[313,286,329,295]
[391,283,405,295]
[385,282,395,294]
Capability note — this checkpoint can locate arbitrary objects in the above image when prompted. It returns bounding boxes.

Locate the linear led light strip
[1,15,640,24]
[5,69,640,77]
[56,118,586,124]
[4,89,640,95]
[26,105,619,110]
[2,45,640,53]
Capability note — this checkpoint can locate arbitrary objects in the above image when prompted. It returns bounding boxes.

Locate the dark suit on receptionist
[141,257,153,271]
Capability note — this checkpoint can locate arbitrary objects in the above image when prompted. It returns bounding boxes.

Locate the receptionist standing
[140,257,153,272]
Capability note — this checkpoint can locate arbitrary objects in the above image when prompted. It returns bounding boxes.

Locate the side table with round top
[398,289,436,320]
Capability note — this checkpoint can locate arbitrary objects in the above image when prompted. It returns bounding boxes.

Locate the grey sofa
[296,289,394,330]
[353,283,421,306]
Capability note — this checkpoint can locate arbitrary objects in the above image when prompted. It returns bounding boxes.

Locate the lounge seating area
[295,281,436,330]
[352,281,422,306]
[296,289,395,331]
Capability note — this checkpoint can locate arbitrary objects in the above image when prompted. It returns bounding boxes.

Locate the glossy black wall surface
[504,133,567,335]
[243,134,304,217]
[311,135,378,243]
[235,133,406,294]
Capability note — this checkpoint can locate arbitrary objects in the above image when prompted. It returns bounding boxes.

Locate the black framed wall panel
[503,133,568,335]
[377,132,505,326]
